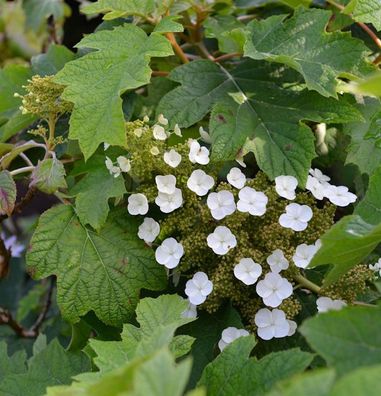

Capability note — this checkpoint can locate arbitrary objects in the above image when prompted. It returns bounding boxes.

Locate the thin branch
[0,278,55,338]
[19,153,34,167]
[166,32,190,63]
[0,308,36,338]
[237,14,256,22]
[152,70,170,77]
[196,42,215,60]
[294,273,321,294]
[214,52,242,62]
[9,166,35,177]
[30,278,54,332]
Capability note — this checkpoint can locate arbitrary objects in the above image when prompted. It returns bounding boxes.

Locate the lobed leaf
[244,8,372,97]
[54,24,173,159]
[26,205,166,325]
[158,59,363,183]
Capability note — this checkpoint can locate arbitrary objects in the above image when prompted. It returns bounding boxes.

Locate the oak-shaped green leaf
[0,338,90,396]
[0,170,16,216]
[198,336,313,396]
[310,166,381,284]
[0,65,37,142]
[80,295,195,379]
[0,342,27,382]
[344,98,381,175]
[82,0,156,20]
[54,24,173,159]
[29,158,67,194]
[300,306,381,375]
[244,7,372,97]
[344,0,381,31]
[26,205,166,325]
[158,59,363,183]
[70,167,126,230]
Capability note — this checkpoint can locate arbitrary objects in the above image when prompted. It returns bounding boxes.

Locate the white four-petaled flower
[237,187,268,216]
[324,185,357,207]
[254,308,290,340]
[185,271,213,305]
[138,217,160,243]
[187,169,214,196]
[275,175,298,200]
[266,249,289,273]
[234,258,262,285]
[188,140,210,165]
[155,237,184,269]
[164,149,182,168]
[316,296,346,313]
[128,193,149,215]
[207,190,236,220]
[218,327,250,351]
[292,242,320,269]
[155,175,177,194]
[153,124,167,140]
[155,188,183,213]
[227,167,246,189]
[207,226,237,255]
[279,203,313,232]
[256,272,293,307]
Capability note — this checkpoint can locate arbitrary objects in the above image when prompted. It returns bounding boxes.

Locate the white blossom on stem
[185,272,213,305]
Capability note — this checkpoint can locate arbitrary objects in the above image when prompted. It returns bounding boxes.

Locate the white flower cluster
[107,116,357,343]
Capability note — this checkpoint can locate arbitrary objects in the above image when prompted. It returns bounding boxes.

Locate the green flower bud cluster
[18,75,72,118]
[321,265,373,303]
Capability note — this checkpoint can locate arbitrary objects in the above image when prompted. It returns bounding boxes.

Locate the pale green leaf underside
[244,8,372,97]
[158,59,363,183]
[54,24,173,159]
[26,205,166,325]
